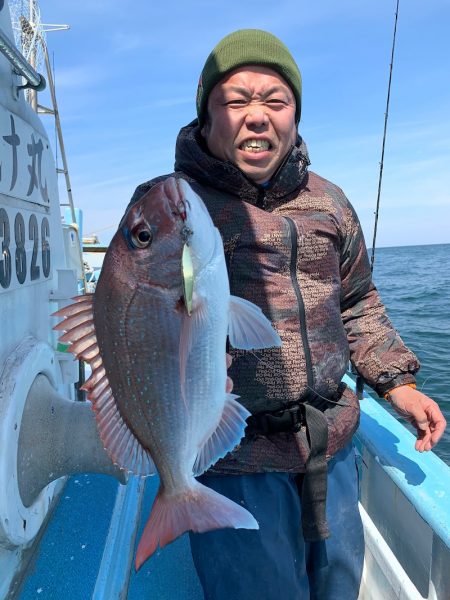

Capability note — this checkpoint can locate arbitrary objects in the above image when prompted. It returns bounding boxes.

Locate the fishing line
[246,350,355,409]
[419,375,433,393]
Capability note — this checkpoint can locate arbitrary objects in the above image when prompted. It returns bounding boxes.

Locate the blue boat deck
[19,475,118,599]
[19,474,203,599]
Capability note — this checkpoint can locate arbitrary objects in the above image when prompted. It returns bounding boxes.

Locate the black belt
[245,401,306,436]
[245,384,345,437]
[245,383,347,542]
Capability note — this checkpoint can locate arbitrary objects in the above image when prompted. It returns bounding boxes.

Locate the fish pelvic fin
[193,394,250,476]
[135,481,258,570]
[52,295,156,477]
[228,295,282,350]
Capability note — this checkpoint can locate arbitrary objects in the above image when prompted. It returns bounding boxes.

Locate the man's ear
[200,114,209,139]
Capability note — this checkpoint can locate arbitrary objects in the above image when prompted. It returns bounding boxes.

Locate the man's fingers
[386,386,447,452]
[413,406,446,450]
[391,399,434,450]
[415,427,432,452]
[225,353,233,393]
[412,408,434,452]
[426,406,447,447]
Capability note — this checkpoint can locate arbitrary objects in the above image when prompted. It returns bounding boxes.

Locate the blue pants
[189,443,364,600]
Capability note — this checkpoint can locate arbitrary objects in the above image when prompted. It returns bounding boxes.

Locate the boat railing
[0,22,45,91]
[346,373,450,598]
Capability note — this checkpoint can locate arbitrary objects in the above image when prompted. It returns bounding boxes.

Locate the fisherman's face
[201,66,297,185]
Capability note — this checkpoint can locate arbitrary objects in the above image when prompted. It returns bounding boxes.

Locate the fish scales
[95,292,186,454]
[53,177,282,569]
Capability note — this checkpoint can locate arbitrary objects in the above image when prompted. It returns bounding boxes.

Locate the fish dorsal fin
[228,295,282,350]
[193,394,250,476]
[52,295,156,476]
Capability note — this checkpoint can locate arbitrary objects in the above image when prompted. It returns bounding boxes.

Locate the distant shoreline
[369,242,449,251]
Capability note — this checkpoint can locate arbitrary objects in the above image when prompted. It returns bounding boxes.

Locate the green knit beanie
[196,29,302,127]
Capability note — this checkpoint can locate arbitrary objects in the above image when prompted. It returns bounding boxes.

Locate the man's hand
[226,353,233,393]
[386,386,447,452]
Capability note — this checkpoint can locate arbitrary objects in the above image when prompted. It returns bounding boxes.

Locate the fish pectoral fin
[193,394,250,476]
[228,295,282,350]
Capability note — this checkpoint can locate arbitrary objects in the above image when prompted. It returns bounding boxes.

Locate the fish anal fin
[228,295,282,350]
[193,394,250,476]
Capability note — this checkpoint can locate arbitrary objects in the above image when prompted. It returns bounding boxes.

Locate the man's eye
[266,98,286,106]
[225,99,247,106]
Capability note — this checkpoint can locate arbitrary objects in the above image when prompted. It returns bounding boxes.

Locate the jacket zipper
[256,188,265,208]
[284,216,315,393]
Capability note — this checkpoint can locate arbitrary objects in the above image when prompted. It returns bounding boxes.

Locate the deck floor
[18,475,118,599]
[18,474,203,599]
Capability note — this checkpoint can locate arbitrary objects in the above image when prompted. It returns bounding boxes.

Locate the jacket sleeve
[339,199,419,397]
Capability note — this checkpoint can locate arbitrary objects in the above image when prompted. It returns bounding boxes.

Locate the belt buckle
[284,403,304,432]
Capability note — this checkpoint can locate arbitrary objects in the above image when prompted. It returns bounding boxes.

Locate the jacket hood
[174,119,310,206]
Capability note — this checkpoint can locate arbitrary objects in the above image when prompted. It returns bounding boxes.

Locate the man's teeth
[240,139,270,152]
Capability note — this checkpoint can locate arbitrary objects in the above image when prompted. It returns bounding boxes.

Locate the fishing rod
[370,0,400,272]
[356,0,400,400]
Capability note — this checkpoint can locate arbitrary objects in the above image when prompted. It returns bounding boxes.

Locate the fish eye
[131,227,153,249]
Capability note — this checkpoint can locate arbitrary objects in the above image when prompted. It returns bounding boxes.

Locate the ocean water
[370,243,450,465]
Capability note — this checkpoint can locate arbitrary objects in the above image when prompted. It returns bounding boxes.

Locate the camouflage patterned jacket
[130,121,420,474]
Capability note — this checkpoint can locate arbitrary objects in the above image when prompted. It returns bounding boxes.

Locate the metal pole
[41,44,75,224]
[28,0,37,111]
[0,25,45,91]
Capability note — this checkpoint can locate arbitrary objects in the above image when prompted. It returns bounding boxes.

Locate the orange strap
[384,382,416,401]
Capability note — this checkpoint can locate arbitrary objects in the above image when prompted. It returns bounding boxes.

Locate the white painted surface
[0,1,80,596]
[359,504,425,600]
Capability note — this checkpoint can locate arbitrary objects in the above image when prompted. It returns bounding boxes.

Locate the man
[129,30,446,599]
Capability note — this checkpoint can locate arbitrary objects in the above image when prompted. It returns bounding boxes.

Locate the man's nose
[245,105,268,127]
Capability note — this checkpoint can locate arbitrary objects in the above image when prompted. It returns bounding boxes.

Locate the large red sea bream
[53,177,281,569]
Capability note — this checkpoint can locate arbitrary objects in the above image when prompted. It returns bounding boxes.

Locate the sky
[24,0,450,255]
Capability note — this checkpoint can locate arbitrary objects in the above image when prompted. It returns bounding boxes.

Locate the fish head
[100,177,217,315]
[106,178,191,291]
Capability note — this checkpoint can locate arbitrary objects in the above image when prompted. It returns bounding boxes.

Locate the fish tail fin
[135,481,258,570]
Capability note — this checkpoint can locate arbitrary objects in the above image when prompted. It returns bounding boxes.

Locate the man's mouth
[239,139,271,153]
